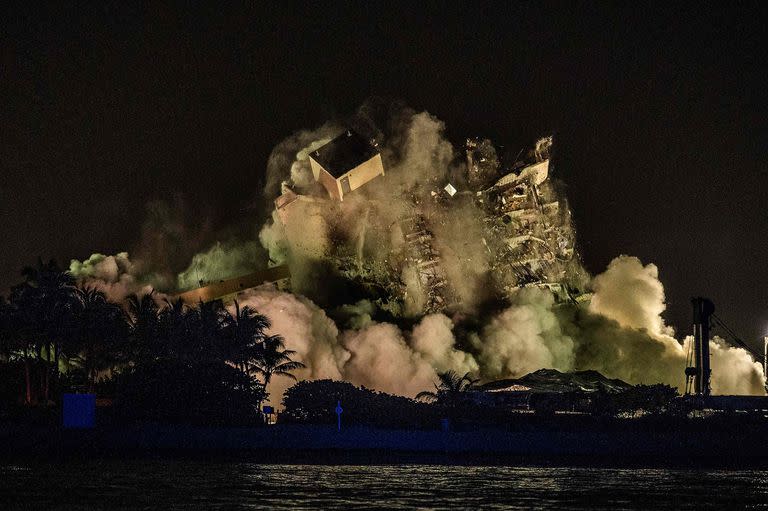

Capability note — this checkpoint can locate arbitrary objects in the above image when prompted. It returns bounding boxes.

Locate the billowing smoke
[573,256,763,394]
[262,123,341,201]
[177,241,267,291]
[589,256,671,336]
[411,314,479,376]
[256,107,499,315]
[230,287,471,402]
[70,104,766,401]
[708,337,765,395]
[470,288,575,380]
[232,256,764,402]
[69,252,155,302]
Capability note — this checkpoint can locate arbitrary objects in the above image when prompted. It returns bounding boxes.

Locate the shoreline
[3,421,768,467]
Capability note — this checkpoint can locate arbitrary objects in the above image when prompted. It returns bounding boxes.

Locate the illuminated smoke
[411,314,479,375]
[231,287,476,402]
[176,241,266,291]
[69,252,155,302]
[571,256,764,394]
[471,288,575,379]
[262,123,341,200]
[232,257,765,400]
[72,105,765,400]
[708,337,765,395]
[257,108,496,312]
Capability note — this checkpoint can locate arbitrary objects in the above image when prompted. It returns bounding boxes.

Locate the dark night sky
[2,2,767,346]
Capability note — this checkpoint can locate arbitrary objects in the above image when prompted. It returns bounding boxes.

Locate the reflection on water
[1,461,767,510]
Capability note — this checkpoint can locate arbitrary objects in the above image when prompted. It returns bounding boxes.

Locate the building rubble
[268,133,589,316]
[472,137,587,304]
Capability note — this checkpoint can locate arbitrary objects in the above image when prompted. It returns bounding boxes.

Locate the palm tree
[0,297,12,363]
[125,292,162,362]
[186,300,228,362]
[249,335,305,387]
[6,292,36,404]
[70,286,126,390]
[222,300,270,375]
[158,297,194,361]
[10,259,77,402]
[416,370,479,404]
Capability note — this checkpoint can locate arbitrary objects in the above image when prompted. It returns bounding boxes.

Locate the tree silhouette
[188,300,228,361]
[416,371,479,421]
[9,259,76,403]
[0,297,12,363]
[158,297,190,360]
[0,259,302,423]
[70,286,127,390]
[222,300,270,375]
[416,371,478,403]
[250,335,305,388]
[125,292,162,362]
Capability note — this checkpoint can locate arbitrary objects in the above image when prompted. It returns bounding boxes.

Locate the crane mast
[685,297,715,396]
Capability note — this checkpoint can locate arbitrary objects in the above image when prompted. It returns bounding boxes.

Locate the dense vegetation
[281,379,441,429]
[0,259,303,425]
[281,377,682,430]
[0,259,684,429]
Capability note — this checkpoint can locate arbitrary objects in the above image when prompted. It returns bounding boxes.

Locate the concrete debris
[272,135,589,315]
[465,138,500,190]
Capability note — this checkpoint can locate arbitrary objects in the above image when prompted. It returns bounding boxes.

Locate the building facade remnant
[185,134,587,315]
[308,129,385,201]
[267,135,588,315]
[175,265,291,304]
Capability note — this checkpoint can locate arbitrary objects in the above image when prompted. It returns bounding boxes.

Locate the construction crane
[709,312,767,394]
[710,314,765,364]
[685,297,715,396]
[684,296,767,395]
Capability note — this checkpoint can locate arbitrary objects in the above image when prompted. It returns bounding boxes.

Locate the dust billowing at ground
[70,102,766,401]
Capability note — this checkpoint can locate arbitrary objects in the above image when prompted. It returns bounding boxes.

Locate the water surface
[1,461,767,509]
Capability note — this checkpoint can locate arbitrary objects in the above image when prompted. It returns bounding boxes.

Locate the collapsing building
[180,130,587,312]
[266,129,588,316]
[472,137,587,303]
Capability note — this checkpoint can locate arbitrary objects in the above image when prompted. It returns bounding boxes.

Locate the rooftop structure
[309,130,385,201]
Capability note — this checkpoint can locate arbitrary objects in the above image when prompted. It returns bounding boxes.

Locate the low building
[474,369,632,413]
[308,129,384,201]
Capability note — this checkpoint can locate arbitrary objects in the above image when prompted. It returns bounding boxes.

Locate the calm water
[1,460,767,510]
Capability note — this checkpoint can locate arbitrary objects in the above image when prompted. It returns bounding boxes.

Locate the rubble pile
[473,137,588,303]
[268,131,589,317]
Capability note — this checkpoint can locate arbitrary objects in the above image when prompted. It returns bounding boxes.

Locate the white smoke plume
[71,105,765,402]
[411,314,479,375]
[575,256,763,394]
[471,288,575,380]
[589,256,671,336]
[233,255,765,404]
[708,337,765,395]
[176,240,266,291]
[232,287,476,403]
[69,252,156,302]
